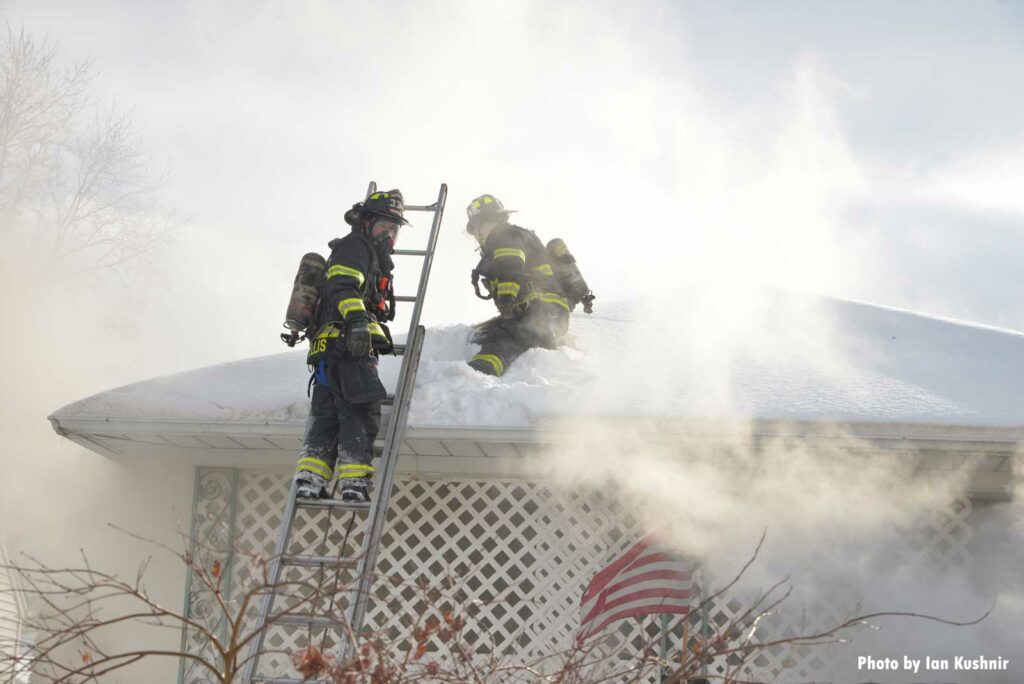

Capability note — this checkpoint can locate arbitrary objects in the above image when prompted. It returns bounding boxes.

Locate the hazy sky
[4,0,1024,380]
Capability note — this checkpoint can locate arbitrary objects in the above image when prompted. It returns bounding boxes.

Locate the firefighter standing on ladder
[466,194,573,377]
[294,190,407,503]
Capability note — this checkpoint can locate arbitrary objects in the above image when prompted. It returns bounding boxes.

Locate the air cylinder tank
[546,238,595,313]
[284,252,327,332]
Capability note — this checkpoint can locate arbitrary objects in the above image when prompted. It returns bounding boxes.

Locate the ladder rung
[392,249,428,257]
[295,498,370,512]
[394,295,417,303]
[381,394,395,405]
[404,204,436,211]
[283,554,358,569]
[392,344,405,355]
[274,614,340,629]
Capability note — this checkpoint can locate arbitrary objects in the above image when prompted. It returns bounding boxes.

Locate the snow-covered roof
[54,291,1024,427]
[48,290,1024,485]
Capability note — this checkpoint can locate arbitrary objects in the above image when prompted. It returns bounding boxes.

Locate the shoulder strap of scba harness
[353,231,397,323]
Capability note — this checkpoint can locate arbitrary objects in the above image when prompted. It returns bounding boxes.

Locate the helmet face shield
[370,217,401,246]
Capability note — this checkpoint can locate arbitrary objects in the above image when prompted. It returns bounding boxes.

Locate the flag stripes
[577,534,693,642]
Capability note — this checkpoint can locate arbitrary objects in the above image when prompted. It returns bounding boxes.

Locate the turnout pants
[295,370,381,486]
[469,304,569,377]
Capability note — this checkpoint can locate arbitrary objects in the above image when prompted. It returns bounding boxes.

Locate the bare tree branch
[0,22,175,275]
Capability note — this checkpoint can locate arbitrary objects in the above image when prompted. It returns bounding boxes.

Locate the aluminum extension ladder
[240,181,447,683]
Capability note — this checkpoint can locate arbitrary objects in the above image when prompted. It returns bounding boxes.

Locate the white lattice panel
[914,494,973,568]
[184,470,984,683]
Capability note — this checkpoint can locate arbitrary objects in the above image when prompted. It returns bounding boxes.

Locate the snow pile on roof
[406,325,589,427]
[52,291,1024,429]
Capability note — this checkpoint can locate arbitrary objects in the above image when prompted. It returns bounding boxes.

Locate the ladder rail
[403,183,446,335]
[340,183,446,655]
[238,481,301,682]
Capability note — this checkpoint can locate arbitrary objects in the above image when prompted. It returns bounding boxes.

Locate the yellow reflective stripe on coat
[368,322,387,338]
[336,463,375,479]
[472,353,504,376]
[495,281,520,297]
[338,298,366,318]
[296,457,333,479]
[326,264,365,287]
[525,291,570,311]
[314,324,341,340]
[531,264,554,277]
[493,247,526,262]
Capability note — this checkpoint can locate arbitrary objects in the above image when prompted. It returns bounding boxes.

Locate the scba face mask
[370,217,401,247]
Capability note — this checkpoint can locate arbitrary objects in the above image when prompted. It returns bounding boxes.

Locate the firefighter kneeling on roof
[293,190,407,503]
[466,194,594,377]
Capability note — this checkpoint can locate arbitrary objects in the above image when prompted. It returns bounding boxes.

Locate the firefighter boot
[340,477,371,504]
[294,471,330,500]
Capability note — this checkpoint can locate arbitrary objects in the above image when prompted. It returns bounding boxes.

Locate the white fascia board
[49,414,1024,458]
[533,417,1024,449]
[49,415,305,438]
[48,415,541,443]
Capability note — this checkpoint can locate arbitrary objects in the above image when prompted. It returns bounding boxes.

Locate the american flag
[577,534,693,643]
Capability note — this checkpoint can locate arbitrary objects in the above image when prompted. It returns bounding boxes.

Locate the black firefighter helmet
[345,189,410,227]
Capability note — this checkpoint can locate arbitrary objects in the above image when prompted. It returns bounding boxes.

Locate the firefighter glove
[346,320,372,356]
